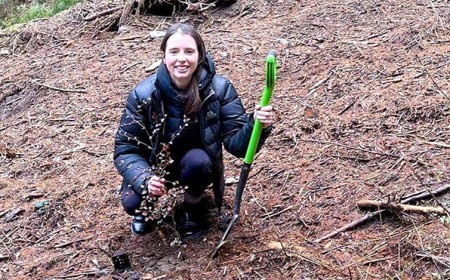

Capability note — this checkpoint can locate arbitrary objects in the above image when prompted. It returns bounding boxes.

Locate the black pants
[121,148,213,215]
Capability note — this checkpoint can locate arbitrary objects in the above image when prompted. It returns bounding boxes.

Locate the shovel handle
[244,51,277,165]
[212,51,277,259]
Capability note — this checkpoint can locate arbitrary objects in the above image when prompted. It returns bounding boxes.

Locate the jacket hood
[198,54,216,91]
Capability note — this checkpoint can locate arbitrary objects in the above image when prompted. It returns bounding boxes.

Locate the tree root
[84,0,235,32]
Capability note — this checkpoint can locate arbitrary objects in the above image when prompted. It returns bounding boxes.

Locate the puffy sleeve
[218,78,272,158]
[114,84,154,195]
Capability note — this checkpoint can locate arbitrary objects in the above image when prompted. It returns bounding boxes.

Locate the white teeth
[176,66,188,73]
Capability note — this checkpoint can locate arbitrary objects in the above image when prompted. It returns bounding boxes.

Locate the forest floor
[1,0,450,279]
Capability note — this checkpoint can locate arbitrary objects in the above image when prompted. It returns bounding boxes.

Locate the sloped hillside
[1,0,449,279]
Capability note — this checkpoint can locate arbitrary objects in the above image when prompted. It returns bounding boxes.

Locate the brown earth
[1,0,450,279]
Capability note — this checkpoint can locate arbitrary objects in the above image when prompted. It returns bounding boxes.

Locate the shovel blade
[212,214,239,258]
[212,164,251,258]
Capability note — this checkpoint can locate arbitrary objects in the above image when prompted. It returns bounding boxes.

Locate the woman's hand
[254,104,274,128]
[147,176,167,197]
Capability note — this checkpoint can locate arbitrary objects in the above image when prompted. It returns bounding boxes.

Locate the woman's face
[163,32,199,90]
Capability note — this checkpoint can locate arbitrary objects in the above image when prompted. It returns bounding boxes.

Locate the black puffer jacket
[114,55,271,207]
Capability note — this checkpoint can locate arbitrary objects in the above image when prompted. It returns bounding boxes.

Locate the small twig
[120,61,143,74]
[426,190,450,217]
[23,191,44,200]
[299,138,431,167]
[414,53,450,100]
[0,254,10,261]
[338,97,359,115]
[429,0,445,30]
[34,228,64,244]
[33,81,87,93]
[307,68,335,96]
[365,30,391,40]
[419,140,450,149]
[54,235,94,248]
[328,154,371,162]
[54,268,108,278]
[298,138,401,159]
[411,220,443,276]
[0,228,19,244]
[261,205,294,220]
[0,210,9,218]
[343,256,395,269]
[184,2,216,12]
[5,208,24,222]
[225,2,253,28]
[416,253,450,268]
[266,240,332,269]
[0,144,18,158]
[247,186,289,258]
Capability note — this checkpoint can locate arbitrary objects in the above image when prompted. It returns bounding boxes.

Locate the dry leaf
[304,106,318,118]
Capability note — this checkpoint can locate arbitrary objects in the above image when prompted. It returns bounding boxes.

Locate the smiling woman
[114,22,274,241]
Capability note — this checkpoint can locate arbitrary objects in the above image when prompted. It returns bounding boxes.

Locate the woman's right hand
[147,176,167,197]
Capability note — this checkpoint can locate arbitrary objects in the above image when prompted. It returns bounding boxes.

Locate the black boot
[177,202,207,240]
[131,215,153,236]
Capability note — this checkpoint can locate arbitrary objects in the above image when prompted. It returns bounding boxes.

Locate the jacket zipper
[199,89,216,159]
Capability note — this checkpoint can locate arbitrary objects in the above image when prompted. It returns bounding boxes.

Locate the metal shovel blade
[212,164,250,258]
[212,213,239,258]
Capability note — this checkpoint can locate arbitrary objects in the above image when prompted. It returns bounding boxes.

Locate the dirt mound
[1,0,450,279]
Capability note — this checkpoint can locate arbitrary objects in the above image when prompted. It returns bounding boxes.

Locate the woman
[114,23,273,240]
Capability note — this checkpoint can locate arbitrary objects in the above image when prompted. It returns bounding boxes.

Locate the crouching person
[113,23,273,240]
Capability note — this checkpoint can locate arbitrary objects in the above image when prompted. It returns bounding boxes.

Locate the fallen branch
[400,185,450,204]
[314,185,450,243]
[357,200,447,215]
[83,6,123,21]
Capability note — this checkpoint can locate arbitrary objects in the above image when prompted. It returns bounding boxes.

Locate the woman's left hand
[254,104,274,128]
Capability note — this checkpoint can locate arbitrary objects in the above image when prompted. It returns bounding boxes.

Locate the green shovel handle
[244,51,277,164]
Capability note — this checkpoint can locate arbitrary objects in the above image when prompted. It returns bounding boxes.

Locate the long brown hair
[160,23,207,117]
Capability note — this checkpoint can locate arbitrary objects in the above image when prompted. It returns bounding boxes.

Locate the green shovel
[213,50,277,258]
